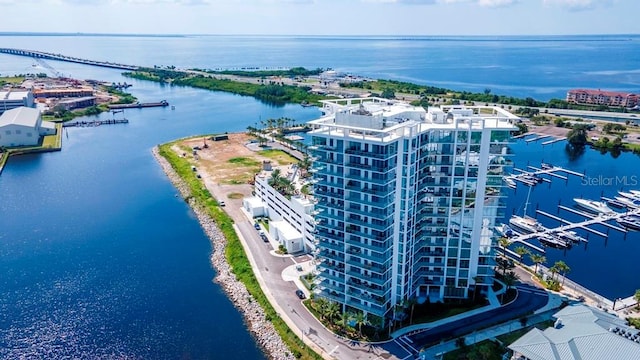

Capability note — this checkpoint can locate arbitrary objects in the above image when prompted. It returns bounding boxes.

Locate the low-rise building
[0,89,34,115]
[509,304,640,360]
[33,87,94,99]
[242,164,316,254]
[0,107,56,147]
[566,89,638,108]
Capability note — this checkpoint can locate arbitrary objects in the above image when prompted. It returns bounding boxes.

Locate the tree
[498,236,510,250]
[325,301,340,323]
[514,246,530,264]
[315,297,329,320]
[503,271,519,289]
[567,125,588,147]
[634,289,640,310]
[338,311,352,332]
[381,88,395,99]
[529,253,546,274]
[554,260,570,286]
[353,311,368,337]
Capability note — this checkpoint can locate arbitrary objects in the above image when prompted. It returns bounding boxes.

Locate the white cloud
[543,0,614,11]
[478,0,519,7]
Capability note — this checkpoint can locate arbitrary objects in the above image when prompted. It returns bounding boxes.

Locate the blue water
[1,34,639,358]
[2,34,640,101]
[505,140,640,299]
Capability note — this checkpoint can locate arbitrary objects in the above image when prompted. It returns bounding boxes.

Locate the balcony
[345,147,395,160]
[347,248,388,263]
[317,269,345,283]
[346,217,392,232]
[317,239,344,252]
[345,206,392,219]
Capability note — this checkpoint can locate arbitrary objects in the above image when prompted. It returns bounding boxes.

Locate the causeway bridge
[0,48,140,71]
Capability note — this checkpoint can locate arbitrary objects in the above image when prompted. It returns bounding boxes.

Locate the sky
[0,0,638,36]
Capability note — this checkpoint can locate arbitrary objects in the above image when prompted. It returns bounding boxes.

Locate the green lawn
[257,149,298,164]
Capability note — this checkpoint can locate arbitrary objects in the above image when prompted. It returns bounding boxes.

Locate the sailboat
[509,185,545,233]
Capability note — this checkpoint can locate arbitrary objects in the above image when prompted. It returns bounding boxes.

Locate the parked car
[219,201,225,207]
[295,289,306,299]
[254,223,261,230]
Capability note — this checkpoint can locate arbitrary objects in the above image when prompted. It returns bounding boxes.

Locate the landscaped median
[155,141,322,360]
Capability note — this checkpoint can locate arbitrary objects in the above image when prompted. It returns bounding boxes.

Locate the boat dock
[505,164,583,188]
[506,207,640,252]
[63,119,129,127]
[108,100,169,110]
[541,137,566,145]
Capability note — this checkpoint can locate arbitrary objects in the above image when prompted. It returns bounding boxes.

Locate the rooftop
[0,106,40,127]
[0,89,31,101]
[509,304,640,360]
[568,89,637,97]
[309,97,518,143]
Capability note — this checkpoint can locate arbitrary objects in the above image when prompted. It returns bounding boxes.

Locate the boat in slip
[618,191,640,201]
[553,230,586,243]
[617,215,640,231]
[573,198,615,215]
[509,215,545,233]
[538,233,571,249]
[495,223,516,238]
[503,176,517,189]
[614,196,640,209]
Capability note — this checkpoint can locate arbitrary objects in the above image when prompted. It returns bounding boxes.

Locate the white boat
[503,176,516,189]
[574,198,614,214]
[629,190,640,197]
[614,196,640,209]
[554,230,586,243]
[617,216,640,231]
[538,233,571,249]
[510,185,545,233]
[618,191,640,201]
[510,215,545,233]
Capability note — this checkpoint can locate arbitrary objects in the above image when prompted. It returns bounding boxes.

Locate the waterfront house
[0,106,56,147]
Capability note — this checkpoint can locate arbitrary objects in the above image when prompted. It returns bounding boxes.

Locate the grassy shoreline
[156,141,322,360]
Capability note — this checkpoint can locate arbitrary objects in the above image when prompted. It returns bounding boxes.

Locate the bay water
[1,34,639,358]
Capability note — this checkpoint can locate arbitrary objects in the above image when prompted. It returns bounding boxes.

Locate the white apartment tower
[309,98,517,321]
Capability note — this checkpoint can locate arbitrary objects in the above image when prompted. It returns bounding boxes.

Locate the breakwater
[151,146,295,360]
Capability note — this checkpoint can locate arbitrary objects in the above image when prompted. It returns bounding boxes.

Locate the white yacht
[574,198,614,214]
[617,215,640,231]
[509,215,545,233]
[614,196,640,209]
[495,223,516,238]
[503,176,516,189]
[618,191,640,201]
[554,230,586,243]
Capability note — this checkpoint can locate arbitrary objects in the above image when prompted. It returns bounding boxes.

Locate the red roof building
[566,89,638,108]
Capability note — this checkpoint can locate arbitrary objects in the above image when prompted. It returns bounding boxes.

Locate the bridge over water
[0,48,140,71]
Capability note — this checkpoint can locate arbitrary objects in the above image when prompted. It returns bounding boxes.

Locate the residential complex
[566,89,638,108]
[309,98,517,320]
[243,163,317,254]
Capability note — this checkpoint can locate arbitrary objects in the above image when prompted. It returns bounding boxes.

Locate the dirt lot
[168,133,298,213]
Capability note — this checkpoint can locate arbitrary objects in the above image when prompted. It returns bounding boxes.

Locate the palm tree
[338,311,352,331]
[529,253,546,274]
[325,301,340,323]
[406,297,418,325]
[554,260,570,286]
[501,271,519,302]
[549,264,559,282]
[315,297,328,320]
[514,246,530,264]
[634,289,640,310]
[353,311,368,337]
[498,236,510,250]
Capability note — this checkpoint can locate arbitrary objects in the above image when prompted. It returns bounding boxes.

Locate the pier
[108,100,169,110]
[62,119,129,127]
[505,164,582,188]
[0,48,139,71]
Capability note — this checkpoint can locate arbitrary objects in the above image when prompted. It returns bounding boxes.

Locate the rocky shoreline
[152,146,295,360]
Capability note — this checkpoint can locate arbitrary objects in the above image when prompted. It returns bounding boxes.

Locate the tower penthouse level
[308,97,518,320]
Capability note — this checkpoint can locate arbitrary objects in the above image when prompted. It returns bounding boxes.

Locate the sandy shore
[152,146,295,360]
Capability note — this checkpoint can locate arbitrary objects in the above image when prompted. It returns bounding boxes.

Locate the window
[26,132,32,137]
[5,130,10,135]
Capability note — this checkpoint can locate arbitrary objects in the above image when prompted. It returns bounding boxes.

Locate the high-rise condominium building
[309,98,517,321]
